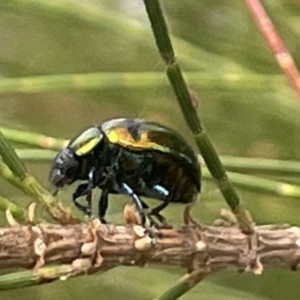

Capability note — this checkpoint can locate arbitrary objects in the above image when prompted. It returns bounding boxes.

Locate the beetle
[49,118,201,226]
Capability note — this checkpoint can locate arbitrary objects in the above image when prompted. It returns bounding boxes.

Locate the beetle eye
[68,127,103,156]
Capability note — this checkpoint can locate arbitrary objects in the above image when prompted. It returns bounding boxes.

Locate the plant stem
[152,271,207,300]
[0,195,25,222]
[10,148,300,179]
[203,168,300,199]
[244,0,300,101]
[0,0,249,73]
[0,72,282,94]
[0,133,81,225]
[0,130,27,180]
[0,265,76,290]
[220,156,300,177]
[9,147,300,200]
[142,0,253,234]
[14,149,58,162]
[0,127,67,150]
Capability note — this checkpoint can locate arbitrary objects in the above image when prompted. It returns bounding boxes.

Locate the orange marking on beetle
[107,127,163,150]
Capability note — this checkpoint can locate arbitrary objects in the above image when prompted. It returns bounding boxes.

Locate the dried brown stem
[244,0,300,101]
[1,220,300,282]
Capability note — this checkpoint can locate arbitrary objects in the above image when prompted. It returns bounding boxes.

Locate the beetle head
[49,126,104,191]
[49,148,80,189]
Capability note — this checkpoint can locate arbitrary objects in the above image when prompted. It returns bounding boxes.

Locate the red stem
[244,0,300,101]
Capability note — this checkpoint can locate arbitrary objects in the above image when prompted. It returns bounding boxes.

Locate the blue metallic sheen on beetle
[49,118,201,225]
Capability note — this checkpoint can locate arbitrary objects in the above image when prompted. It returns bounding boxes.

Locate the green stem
[0,265,75,290]
[0,130,27,180]
[203,168,300,199]
[0,127,67,150]
[0,195,25,222]
[0,0,249,73]
[152,271,207,300]
[0,160,82,225]
[0,72,281,94]
[10,147,300,179]
[166,64,202,132]
[142,0,253,233]
[0,160,29,193]
[11,148,300,200]
[220,155,300,177]
[14,149,58,162]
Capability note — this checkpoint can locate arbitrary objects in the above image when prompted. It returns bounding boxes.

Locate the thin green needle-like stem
[0,131,81,225]
[11,147,300,180]
[0,265,77,290]
[0,195,25,222]
[142,0,253,234]
[0,160,82,225]
[0,264,112,291]
[11,147,300,199]
[0,130,27,180]
[0,72,283,94]
[152,271,207,300]
[0,0,250,73]
[0,127,67,150]
[220,156,300,177]
[0,160,33,194]
[9,148,300,199]
[14,149,58,162]
[202,168,300,199]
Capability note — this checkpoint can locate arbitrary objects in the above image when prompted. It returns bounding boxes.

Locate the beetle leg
[98,189,109,223]
[140,200,149,209]
[150,203,169,224]
[84,167,95,215]
[147,185,170,225]
[120,182,146,225]
[139,200,159,227]
[72,183,92,216]
[85,189,92,216]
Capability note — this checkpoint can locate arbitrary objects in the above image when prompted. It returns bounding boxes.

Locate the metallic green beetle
[49,118,201,225]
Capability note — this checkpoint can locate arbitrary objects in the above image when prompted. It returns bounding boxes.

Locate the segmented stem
[143,0,253,234]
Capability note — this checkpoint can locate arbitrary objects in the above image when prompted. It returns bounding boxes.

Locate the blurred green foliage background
[0,0,300,299]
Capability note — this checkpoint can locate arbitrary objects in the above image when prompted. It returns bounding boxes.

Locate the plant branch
[0,219,300,291]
